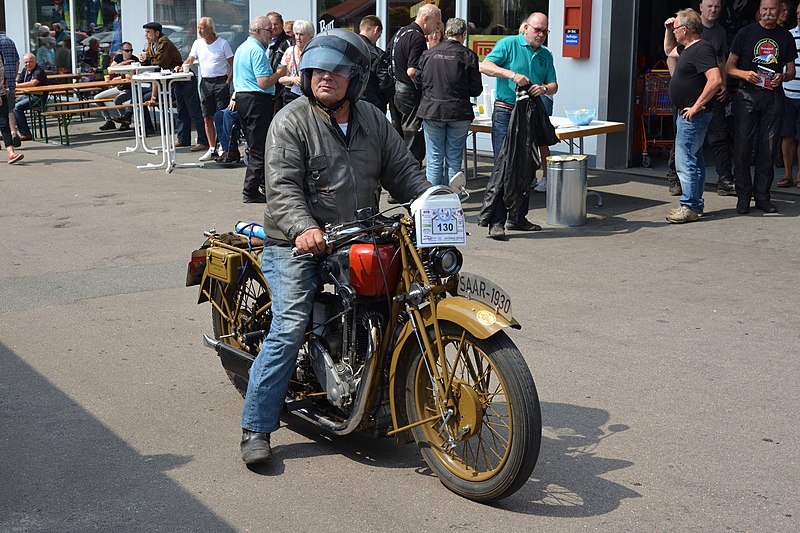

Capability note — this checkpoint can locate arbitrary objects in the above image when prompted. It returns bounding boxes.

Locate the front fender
[387,296,520,436]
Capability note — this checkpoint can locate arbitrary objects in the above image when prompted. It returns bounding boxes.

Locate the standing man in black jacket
[416,18,482,186]
[267,12,292,116]
[387,3,441,165]
[359,15,393,112]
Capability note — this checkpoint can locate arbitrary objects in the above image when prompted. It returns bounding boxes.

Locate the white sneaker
[198,148,216,162]
[534,179,547,193]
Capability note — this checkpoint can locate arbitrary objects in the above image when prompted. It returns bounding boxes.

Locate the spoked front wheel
[404,323,541,502]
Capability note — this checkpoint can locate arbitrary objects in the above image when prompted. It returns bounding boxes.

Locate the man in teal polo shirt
[233,16,285,203]
[480,12,558,239]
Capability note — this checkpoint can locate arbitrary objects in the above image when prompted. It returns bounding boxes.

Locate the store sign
[318,14,335,33]
[469,35,503,61]
[565,29,579,46]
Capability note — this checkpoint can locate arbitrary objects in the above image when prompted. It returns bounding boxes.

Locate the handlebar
[291,214,401,258]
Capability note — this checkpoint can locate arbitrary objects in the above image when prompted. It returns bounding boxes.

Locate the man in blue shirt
[480,12,558,239]
[232,16,286,203]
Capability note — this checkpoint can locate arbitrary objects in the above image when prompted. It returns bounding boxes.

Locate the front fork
[387,225,463,442]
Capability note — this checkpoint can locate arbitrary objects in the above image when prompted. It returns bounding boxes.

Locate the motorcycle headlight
[429,247,463,277]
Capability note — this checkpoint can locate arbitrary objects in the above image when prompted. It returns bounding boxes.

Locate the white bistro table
[108,64,159,157]
[132,70,204,173]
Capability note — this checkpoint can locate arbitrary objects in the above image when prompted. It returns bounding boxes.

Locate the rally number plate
[456,271,513,321]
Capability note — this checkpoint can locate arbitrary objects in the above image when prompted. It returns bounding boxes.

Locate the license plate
[456,272,513,321]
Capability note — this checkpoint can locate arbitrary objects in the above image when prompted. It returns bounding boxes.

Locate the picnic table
[17,78,133,144]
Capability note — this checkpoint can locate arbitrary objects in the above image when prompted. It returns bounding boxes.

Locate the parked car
[79,31,114,53]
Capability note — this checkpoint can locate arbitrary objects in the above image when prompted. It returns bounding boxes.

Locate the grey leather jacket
[263,97,431,243]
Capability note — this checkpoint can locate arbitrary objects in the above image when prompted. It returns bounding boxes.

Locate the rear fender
[387,296,520,435]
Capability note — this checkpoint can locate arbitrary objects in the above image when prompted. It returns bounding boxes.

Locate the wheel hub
[452,379,483,439]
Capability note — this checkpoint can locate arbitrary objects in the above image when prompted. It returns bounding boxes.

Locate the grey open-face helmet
[299,29,370,106]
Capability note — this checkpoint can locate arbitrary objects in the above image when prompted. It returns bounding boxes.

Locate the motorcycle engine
[302,292,387,411]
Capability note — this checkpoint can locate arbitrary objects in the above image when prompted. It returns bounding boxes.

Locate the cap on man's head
[143,22,163,32]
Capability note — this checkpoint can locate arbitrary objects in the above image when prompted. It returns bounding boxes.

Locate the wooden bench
[43,103,134,145]
[46,97,116,109]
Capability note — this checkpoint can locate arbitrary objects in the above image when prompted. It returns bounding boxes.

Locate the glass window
[467,0,547,36]
[154,0,195,58]
[386,0,455,42]
[317,0,376,34]
[466,0,547,61]
[202,0,250,53]
[27,0,123,72]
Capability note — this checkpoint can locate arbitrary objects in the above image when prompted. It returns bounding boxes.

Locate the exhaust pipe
[202,334,254,382]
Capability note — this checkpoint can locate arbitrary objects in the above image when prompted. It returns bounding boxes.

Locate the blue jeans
[489,104,530,226]
[14,95,49,136]
[241,245,321,433]
[214,107,239,152]
[173,81,208,146]
[423,119,471,186]
[675,111,713,213]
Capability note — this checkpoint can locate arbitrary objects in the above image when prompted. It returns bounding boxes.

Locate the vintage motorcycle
[186,177,541,502]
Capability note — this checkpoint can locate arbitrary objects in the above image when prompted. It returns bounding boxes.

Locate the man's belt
[202,76,228,82]
[494,101,514,110]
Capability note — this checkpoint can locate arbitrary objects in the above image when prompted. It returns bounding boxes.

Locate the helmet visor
[299,45,358,79]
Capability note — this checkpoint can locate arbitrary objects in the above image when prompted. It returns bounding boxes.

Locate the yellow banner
[469,35,504,62]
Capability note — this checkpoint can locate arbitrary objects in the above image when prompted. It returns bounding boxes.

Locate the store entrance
[632,0,767,172]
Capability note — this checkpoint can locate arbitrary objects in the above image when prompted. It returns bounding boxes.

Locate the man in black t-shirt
[664,9,722,224]
[387,4,441,165]
[665,0,735,197]
[13,53,49,141]
[726,0,797,214]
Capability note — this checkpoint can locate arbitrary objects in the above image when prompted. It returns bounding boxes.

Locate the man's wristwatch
[542,85,548,95]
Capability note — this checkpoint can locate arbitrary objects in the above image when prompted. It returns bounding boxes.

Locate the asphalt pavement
[1,119,798,532]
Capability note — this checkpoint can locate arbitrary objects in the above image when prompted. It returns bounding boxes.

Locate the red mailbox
[563,0,592,58]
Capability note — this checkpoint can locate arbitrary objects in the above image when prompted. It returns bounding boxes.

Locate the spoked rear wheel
[210,266,271,397]
[404,323,541,502]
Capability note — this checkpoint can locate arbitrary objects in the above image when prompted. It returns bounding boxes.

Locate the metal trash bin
[546,155,588,227]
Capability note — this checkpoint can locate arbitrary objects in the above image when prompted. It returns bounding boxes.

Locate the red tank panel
[349,243,400,296]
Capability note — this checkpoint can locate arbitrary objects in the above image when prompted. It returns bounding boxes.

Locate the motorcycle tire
[210,269,271,398]
[404,323,541,502]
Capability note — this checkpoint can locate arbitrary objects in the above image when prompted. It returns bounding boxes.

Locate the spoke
[485,415,511,431]
[483,421,510,447]
[476,432,493,470]
[485,404,511,422]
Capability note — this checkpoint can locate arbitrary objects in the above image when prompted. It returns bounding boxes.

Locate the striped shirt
[784,27,800,99]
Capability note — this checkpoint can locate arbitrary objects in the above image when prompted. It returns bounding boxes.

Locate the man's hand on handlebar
[294,227,329,256]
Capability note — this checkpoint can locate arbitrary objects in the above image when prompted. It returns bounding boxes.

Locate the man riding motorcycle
[240,29,431,464]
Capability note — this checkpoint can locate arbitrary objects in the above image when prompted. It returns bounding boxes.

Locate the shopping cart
[640,69,674,167]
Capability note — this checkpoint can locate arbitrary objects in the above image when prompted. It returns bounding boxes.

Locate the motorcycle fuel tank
[349,243,400,297]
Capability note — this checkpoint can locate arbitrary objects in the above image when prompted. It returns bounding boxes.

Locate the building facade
[3,1,766,169]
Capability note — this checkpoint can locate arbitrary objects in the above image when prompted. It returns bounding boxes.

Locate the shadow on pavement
[249,400,637,517]
[495,401,640,516]
[0,342,236,532]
